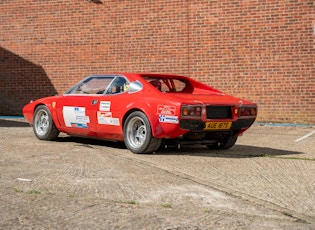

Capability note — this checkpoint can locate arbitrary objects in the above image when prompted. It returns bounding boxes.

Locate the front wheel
[124,111,162,154]
[33,105,59,140]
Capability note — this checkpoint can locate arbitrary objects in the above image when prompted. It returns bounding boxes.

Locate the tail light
[239,107,257,117]
[181,105,202,118]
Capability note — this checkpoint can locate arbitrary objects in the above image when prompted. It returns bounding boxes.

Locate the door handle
[92,99,98,105]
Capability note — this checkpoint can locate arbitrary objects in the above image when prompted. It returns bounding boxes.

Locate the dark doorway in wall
[0,47,57,115]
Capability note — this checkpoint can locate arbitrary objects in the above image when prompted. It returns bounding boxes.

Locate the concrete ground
[0,118,314,229]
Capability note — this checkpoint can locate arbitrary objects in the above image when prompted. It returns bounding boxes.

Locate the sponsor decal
[97,111,120,126]
[63,106,89,128]
[70,123,88,129]
[157,105,176,115]
[76,115,90,123]
[159,115,179,124]
[100,101,111,111]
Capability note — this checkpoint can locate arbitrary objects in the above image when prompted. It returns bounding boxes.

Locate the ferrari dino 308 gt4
[23,73,257,153]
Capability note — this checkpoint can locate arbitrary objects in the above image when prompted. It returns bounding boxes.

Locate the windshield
[65,75,130,95]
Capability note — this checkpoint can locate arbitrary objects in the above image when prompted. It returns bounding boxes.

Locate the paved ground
[0,118,314,229]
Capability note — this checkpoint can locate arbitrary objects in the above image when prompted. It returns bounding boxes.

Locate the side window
[106,77,129,94]
[149,80,162,91]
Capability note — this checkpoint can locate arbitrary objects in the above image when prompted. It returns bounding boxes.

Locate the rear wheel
[124,111,162,154]
[33,105,59,140]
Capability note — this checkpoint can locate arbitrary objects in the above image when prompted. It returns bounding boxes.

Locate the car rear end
[175,102,257,147]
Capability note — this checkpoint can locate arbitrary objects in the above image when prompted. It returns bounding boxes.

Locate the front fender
[22,97,61,127]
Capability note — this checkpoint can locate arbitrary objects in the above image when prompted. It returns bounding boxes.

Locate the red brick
[0,0,314,123]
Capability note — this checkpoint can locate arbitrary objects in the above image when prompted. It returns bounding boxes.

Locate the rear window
[143,76,192,93]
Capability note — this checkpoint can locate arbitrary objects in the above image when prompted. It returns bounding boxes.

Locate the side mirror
[129,81,143,93]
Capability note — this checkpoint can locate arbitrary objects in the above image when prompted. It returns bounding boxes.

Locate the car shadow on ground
[156,145,304,158]
[0,119,30,127]
[55,136,303,159]
[56,135,128,150]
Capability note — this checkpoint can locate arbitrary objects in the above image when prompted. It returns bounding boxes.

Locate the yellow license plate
[204,122,232,130]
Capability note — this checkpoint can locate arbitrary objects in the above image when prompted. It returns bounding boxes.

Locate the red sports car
[23,73,257,153]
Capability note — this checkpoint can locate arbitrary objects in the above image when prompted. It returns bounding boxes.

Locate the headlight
[181,105,202,118]
[239,107,257,117]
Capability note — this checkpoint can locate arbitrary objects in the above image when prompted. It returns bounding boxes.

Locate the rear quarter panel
[122,91,187,138]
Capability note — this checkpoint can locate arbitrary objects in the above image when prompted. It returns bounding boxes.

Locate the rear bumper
[180,118,255,131]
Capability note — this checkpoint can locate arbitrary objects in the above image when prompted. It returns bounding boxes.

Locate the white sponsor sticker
[76,115,90,123]
[97,111,120,126]
[63,106,89,128]
[100,101,111,111]
[159,115,179,124]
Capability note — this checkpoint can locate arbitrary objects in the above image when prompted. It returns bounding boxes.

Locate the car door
[55,94,100,136]
[55,75,115,137]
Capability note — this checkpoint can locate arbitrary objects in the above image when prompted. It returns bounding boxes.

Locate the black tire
[124,111,162,154]
[207,136,237,150]
[33,105,59,140]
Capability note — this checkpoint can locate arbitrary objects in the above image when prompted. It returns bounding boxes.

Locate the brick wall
[0,0,314,123]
